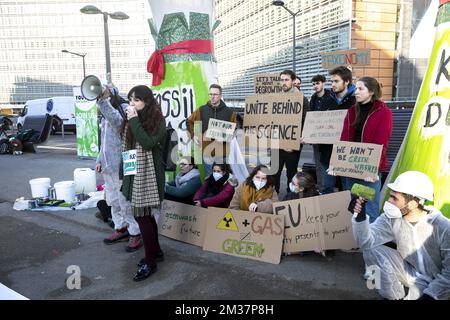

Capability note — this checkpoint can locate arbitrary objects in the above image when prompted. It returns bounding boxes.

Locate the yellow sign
[216,211,239,232]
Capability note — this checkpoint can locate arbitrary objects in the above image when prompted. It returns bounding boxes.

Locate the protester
[333,76,392,223]
[293,76,301,90]
[308,74,339,194]
[193,163,237,208]
[349,171,450,300]
[121,85,166,281]
[96,86,142,252]
[165,156,202,205]
[283,171,320,201]
[272,70,310,194]
[187,84,237,176]
[229,165,278,213]
[309,68,356,195]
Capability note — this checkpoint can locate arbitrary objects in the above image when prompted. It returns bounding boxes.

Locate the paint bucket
[73,168,96,194]
[29,177,51,198]
[54,180,76,203]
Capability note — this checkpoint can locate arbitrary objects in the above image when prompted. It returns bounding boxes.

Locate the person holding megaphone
[88,79,142,253]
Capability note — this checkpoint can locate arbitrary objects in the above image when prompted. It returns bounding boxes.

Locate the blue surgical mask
[289,182,297,193]
[253,178,267,191]
[212,172,223,181]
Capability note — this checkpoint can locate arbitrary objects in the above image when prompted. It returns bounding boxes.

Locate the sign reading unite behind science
[243,93,303,150]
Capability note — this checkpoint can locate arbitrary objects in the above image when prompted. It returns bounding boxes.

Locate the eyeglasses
[208,93,220,96]
[179,163,189,167]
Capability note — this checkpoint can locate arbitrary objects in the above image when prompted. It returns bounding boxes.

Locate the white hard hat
[387,171,434,201]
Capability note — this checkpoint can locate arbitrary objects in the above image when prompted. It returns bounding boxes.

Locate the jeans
[342,175,381,223]
[313,145,335,194]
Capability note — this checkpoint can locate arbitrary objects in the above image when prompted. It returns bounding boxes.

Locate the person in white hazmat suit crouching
[96,86,142,252]
[350,171,450,300]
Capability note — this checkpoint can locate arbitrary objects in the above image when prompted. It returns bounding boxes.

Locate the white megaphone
[80,75,105,101]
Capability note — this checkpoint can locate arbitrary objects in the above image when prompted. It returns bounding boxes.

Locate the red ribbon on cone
[147,39,214,86]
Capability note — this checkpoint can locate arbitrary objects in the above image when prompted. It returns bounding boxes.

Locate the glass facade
[214,0,352,102]
[0,0,154,109]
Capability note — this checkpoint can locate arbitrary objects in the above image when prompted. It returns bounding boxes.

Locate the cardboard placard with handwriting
[329,141,382,180]
[204,118,236,142]
[273,191,357,253]
[158,200,208,247]
[243,93,303,150]
[254,73,283,94]
[321,49,370,69]
[302,110,347,144]
[203,207,285,264]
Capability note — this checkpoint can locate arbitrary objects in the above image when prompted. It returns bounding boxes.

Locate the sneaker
[125,235,142,252]
[103,228,129,245]
[133,263,157,282]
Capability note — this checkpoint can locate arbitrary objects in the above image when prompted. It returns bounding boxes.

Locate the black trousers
[272,148,301,194]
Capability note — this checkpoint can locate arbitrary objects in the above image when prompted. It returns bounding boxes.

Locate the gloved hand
[348,196,366,222]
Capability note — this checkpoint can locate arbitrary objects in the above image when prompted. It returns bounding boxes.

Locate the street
[0,134,378,300]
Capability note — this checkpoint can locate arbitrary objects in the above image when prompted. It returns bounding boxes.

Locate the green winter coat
[121,117,166,203]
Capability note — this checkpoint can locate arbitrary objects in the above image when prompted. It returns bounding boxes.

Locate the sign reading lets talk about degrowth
[329,141,382,180]
[253,73,283,94]
[203,208,285,264]
[273,191,356,253]
[243,93,303,150]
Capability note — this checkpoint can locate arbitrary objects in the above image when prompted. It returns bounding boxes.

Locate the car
[17,96,76,134]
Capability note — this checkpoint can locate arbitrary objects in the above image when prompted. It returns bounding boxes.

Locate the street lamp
[61,49,86,78]
[80,5,129,83]
[272,1,301,73]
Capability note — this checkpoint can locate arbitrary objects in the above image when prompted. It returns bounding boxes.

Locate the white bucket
[54,180,76,203]
[29,178,51,198]
[74,168,96,194]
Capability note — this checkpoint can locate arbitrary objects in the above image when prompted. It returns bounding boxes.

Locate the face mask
[212,172,223,181]
[253,178,267,191]
[383,201,410,219]
[289,182,297,193]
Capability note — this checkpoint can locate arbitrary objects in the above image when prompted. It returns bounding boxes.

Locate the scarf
[175,168,200,188]
[240,183,274,211]
[122,125,160,217]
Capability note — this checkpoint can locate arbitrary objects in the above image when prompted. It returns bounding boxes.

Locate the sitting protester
[229,165,278,213]
[164,156,202,204]
[283,171,320,201]
[193,163,237,208]
[349,171,450,300]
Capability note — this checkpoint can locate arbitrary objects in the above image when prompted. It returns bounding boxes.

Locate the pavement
[0,133,379,300]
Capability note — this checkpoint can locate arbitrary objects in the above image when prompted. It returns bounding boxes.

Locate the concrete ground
[0,133,379,300]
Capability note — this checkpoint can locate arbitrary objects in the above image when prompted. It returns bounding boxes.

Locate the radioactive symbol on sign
[216,211,239,232]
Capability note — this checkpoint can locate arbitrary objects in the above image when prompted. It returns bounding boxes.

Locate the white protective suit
[96,98,140,236]
[352,207,450,300]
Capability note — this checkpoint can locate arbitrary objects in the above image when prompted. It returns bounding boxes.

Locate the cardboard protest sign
[203,207,284,264]
[273,191,357,253]
[204,118,236,142]
[321,49,370,69]
[302,110,347,144]
[243,93,303,150]
[158,200,208,247]
[254,73,283,94]
[329,141,382,180]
